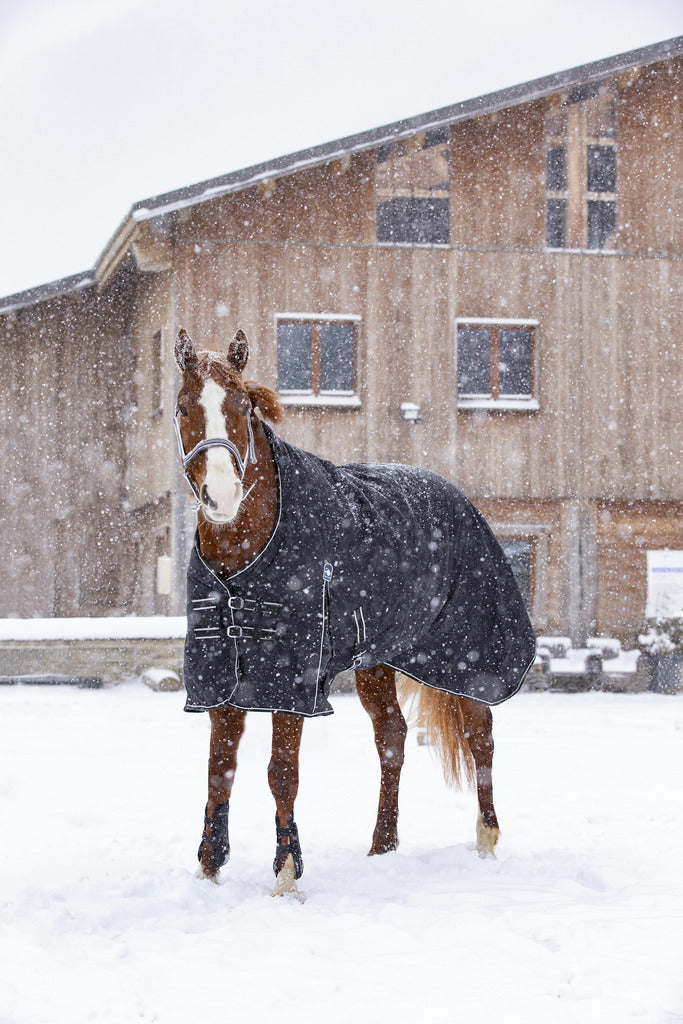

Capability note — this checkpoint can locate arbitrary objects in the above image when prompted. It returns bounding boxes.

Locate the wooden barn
[1,35,681,657]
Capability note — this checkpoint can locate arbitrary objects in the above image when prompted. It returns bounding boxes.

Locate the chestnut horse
[174,327,519,895]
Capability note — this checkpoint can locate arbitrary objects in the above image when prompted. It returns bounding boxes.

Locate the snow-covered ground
[1,683,681,1023]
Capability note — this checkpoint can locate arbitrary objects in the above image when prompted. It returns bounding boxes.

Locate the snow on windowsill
[0,617,187,642]
[280,393,362,408]
[457,398,540,412]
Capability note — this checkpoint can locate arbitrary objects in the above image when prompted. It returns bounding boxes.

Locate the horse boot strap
[198,800,231,873]
[273,811,304,879]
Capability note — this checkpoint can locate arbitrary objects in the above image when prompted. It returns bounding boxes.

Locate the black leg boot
[273,811,304,879]
[198,801,230,874]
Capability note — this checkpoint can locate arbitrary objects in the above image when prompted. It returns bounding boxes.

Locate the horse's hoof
[271,853,301,897]
[196,865,220,884]
[476,813,499,859]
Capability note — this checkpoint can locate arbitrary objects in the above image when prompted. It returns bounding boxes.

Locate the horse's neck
[197,419,278,577]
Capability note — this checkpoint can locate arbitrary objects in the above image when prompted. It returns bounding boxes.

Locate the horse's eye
[178,404,188,417]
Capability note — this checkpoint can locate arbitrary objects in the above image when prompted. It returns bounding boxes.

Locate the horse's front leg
[269,711,304,895]
[459,697,500,857]
[198,704,246,880]
[356,664,407,855]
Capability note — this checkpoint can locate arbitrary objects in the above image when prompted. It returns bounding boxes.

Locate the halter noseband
[174,408,257,502]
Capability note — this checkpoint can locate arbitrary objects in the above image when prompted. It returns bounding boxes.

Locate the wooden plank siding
[449,101,547,250]
[1,48,680,648]
[0,269,138,618]
[616,56,683,255]
[164,59,681,647]
[597,501,683,638]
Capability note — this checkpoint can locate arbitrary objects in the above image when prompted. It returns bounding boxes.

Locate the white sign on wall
[646,550,683,619]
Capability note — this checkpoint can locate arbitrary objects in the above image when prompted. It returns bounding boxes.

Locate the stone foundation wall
[0,638,184,686]
[2,640,678,695]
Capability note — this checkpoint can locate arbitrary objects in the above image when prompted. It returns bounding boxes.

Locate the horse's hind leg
[459,698,500,857]
[269,711,304,894]
[356,664,407,855]
[198,704,246,880]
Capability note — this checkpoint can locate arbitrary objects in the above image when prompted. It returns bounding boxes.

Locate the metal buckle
[227,624,277,641]
[228,596,258,612]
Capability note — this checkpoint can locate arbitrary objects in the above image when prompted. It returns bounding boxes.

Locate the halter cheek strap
[174,409,257,501]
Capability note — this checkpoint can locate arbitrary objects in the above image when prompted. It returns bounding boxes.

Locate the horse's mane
[245,382,284,424]
[198,349,283,424]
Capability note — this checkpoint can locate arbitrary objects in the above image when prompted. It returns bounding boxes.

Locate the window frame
[149,327,164,420]
[498,537,535,613]
[375,128,451,247]
[544,80,618,253]
[275,313,362,408]
[455,317,539,412]
[491,523,552,623]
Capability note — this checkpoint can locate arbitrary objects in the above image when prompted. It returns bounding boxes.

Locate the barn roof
[2,34,681,315]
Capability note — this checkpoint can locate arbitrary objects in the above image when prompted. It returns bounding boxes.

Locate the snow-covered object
[587,637,622,660]
[141,667,182,692]
[535,636,572,658]
[638,617,683,656]
[534,637,639,676]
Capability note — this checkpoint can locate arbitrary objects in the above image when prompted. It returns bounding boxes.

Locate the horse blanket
[183,425,536,716]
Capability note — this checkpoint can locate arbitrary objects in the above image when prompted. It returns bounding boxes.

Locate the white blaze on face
[199,378,243,521]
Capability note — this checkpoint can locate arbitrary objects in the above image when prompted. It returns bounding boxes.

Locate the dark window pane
[376,142,394,164]
[457,328,491,395]
[423,126,449,148]
[500,539,532,610]
[587,145,616,193]
[278,323,312,390]
[499,330,532,396]
[320,322,355,392]
[377,197,450,244]
[587,199,616,249]
[546,146,567,191]
[546,198,567,248]
[566,81,601,105]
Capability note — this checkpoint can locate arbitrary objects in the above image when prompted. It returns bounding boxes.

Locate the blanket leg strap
[198,800,230,875]
[273,812,304,879]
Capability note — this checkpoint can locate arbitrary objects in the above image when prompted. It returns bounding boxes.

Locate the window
[455,318,538,410]
[277,316,360,406]
[545,78,617,251]
[150,328,163,418]
[376,128,450,245]
[500,538,533,611]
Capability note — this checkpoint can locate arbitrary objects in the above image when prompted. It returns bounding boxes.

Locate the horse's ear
[175,328,198,374]
[228,329,249,374]
[246,382,283,423]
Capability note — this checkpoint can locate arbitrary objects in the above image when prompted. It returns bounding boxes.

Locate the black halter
[174,408,257,502]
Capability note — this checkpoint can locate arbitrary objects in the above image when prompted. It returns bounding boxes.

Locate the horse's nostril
[200,484,218,511]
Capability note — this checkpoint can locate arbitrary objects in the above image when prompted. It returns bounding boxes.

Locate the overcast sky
[0,0,681,299]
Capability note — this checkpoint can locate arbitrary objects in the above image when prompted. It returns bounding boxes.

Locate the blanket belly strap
[227,624,278,641]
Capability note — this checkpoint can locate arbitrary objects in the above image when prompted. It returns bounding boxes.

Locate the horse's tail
[399,677,476,791]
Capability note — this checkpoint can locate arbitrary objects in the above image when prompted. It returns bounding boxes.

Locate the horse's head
[174,328,282,524]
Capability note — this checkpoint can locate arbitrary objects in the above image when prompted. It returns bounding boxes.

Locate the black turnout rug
[183,425,536,716]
